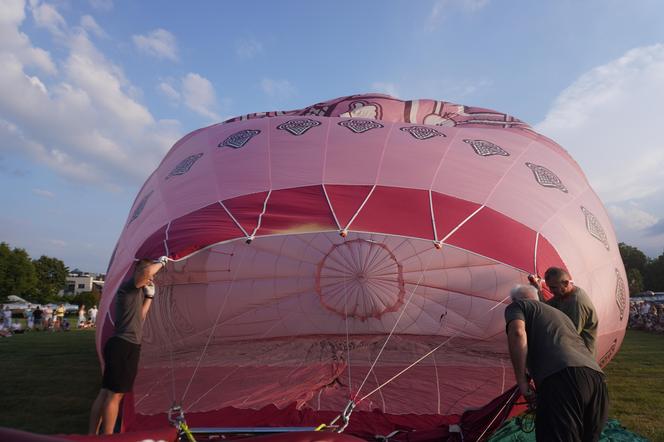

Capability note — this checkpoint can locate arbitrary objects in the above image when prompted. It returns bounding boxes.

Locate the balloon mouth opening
[141,231,527,417]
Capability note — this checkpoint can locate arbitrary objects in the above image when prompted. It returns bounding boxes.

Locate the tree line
[0,242,98,308]
[618,242,664,295]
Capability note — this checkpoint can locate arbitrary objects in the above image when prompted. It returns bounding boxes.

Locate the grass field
[0,328,662,440]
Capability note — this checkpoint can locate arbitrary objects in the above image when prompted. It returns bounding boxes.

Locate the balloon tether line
[179,245,249,406]
[356,294,511,406]
[352,250,437,403]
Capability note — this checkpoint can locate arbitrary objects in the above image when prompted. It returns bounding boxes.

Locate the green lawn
[604,330,664,441]
[0,329,662,440]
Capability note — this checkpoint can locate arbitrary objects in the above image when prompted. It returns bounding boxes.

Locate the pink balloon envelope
[97,94,627,432]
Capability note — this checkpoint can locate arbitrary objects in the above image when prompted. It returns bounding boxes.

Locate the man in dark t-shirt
[33,306,43,330]
[88,256,168,435]
[505,284,608,442]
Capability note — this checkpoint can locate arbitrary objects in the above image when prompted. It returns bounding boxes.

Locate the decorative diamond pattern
[166,153,204,180]
[525,162,568,193]
[399,126,445,140]
[463,139,510,156]
[219,129,261,149]
[581,206,610,250]
[129,190,153,224]
[615,268,626,320]
[338,119,384,133]
[276,118,321,136]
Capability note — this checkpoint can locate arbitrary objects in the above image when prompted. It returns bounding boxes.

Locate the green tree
[627,268,644,295]
[4,246,38,298]
[32,255,69,303]
[72,291,100,311]
[644,252,664,292]
[0,242,11,302]
[618,242,649,274]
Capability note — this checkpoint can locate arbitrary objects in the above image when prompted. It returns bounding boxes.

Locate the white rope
[250,189,272,239]
[343,185,376,232]
[429,189,440,247]
[357,294,511,404]
[163,221,171,257]
[533,232,540,274]
[475,387,519,442]
[322,184,343,231]
[218,201,250,238]
[343,255,353,398]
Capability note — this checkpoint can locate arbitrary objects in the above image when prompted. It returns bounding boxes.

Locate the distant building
[59,271,105,296]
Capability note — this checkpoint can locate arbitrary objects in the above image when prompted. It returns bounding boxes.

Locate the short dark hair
[134,258,154,273]
[544,267,570,281]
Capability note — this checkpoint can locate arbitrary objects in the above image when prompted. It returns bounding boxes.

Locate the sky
[1,0,664,274]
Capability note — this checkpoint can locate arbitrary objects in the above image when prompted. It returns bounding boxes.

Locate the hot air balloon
[97,94,628,440]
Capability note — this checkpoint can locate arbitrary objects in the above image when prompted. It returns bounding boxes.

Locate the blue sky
[1,0,664,273]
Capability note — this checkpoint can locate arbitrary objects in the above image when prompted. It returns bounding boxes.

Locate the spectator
[55,304,65,330]
[33,306,43,331]
[89,305,98,326]
[43,305,53,331]
[26,307,34,330]
[3,305,12,329]
[78,305,87,328]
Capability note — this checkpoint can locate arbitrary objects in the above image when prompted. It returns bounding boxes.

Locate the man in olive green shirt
[529,267,598,355]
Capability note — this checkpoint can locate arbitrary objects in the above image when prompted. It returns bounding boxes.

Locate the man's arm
[141,296,153,322]
[141,282,156,321]
[507,319,534,400]
[134,262,166,288]
[527,275,546,302]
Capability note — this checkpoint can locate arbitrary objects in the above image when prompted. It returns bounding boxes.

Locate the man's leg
[582,370,609,442]
[101,391,124,435]
[88,389,108,434]
[535,368,584,442]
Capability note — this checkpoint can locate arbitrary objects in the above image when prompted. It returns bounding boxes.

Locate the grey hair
[510,284,539,301]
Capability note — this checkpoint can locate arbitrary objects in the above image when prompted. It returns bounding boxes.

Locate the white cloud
[427,0,490,30]
[236,37,263,59]
[30,0,67,37]
[536,44,664,255]
[158,80,180,101]
[607,205,658,231]
[132,28,178,61]
[0,0,57,74]
[0,1,182,190]
[89,0,113,12]
[32,188,55,198]
[182,73,220,120]
[80,15,106,38]
[370,82,399,98]
[260,77,295,99]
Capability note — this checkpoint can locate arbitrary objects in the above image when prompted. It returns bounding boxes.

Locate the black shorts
[536,367,609,442]
[102,336,141,393]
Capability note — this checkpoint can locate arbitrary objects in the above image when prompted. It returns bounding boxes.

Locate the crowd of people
[629,299,664,333]
[0,303,98,337]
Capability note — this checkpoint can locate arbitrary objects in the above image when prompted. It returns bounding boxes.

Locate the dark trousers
[536,367,609,442]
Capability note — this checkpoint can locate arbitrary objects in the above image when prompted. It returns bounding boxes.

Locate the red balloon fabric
[98,94,627,431]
